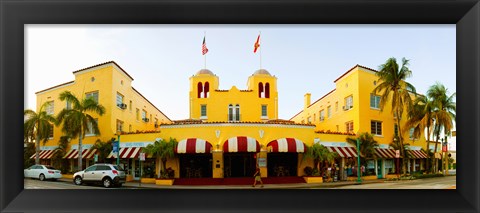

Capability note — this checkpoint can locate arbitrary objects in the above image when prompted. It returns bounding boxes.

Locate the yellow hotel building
[33,62,429,182]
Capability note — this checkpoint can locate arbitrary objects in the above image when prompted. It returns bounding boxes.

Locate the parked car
[73,164,126,188]
[24,165,62,181]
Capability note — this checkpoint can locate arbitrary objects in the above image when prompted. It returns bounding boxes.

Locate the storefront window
[366,160,375,176]
[385,159,395,174]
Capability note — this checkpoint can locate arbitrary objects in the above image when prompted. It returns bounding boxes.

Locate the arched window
[265,83,270,98]
[235,104,240,121]
[228,104,234,121]
[204,82,210,98]
[258,82,264,98]
[197,82,203,98]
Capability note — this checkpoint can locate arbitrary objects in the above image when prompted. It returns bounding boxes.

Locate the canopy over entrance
[176,138,212,154]
[223,136,260,153]
[267,138,306,153]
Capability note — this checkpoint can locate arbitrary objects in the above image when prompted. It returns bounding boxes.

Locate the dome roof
[253,69,271,76]
[196,69,215,76]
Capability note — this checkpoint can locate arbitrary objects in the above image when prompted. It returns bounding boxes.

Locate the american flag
[202,36,208,55]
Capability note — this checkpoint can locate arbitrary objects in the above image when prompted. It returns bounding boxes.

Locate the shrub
[304,166,313,176]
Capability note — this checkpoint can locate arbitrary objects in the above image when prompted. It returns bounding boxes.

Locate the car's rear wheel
[39,174,45,181]
[74,176,83,185]
[103,177,112,188]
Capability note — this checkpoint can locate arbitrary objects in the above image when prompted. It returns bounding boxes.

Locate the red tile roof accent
[162,120,315,127]
[72,61,134,81]
[333,64,378,83]
[35,81,75,94]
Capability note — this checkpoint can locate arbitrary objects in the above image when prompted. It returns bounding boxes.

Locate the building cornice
[161,123,315,129]
[72,61,134,81]
[35,81,75,95]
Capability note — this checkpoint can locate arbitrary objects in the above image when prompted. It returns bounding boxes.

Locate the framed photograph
[1,0,479,212]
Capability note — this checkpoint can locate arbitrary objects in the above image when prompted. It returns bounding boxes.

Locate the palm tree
[143,138,178,178]
[56,91,105,171]
[372,57,416,173]
[347,133,379,161]
[24,102,57,165]
[92,138,114,163]
[303,143,338,176]
[428,82,456,172]
[51,136,71,173]
[389,136,410,174]
[403,95,435,173]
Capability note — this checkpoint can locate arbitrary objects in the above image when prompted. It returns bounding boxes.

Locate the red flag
[202,36,208,55]
[253,34,260,53]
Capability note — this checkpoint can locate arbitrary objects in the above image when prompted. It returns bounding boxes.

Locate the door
[377,160,383,179]
[32,165,42,178]
[83,165,97,181]
[95,165,109,180]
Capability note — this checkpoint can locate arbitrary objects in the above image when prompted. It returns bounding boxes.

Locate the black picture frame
[1,0,479,212]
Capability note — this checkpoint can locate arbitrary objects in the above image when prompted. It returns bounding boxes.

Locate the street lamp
[356,137,361,183]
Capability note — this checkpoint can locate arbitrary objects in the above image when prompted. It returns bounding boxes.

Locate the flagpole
[259,31,262,70]
[204,31,207,69]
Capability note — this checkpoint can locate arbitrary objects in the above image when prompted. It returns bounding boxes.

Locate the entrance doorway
[267,153,297,177]
[179,154,213,178]
[376,159,383,178]
[223,153,257,177]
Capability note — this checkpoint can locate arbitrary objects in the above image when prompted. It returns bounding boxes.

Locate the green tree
[24,142,36,168]
[56,91,106,171]
[428,82,456,172]
[143,138,178,178]
[303,143,338,176]
[92,138,114,163]
[403,95,435,173]
[347,133,379,175]
[372,57,416,174]
[24,102,57,165]
[51,136,71,173]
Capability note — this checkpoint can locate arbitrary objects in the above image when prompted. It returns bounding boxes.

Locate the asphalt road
[331,175,456,189]
[23,178,142,189]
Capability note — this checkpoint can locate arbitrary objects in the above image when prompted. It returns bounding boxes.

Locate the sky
[25,25,456,121]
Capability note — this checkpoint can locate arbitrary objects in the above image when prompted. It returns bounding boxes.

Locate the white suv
[73,164,126,188]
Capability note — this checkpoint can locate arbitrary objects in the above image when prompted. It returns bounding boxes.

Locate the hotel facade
[31,61,430,182]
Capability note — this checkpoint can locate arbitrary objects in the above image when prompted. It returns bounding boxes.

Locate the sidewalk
[59,178,385,189]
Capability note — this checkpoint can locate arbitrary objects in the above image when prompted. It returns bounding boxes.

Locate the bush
[413,173,444,179]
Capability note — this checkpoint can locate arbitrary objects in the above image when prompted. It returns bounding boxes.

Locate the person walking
[252,167,264,188]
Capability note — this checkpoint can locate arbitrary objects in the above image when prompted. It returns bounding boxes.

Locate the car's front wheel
[74,176,83,185]
[103,177,112,188]
[39,174,45,181]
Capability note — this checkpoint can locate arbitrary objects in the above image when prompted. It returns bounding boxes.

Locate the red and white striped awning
[29,150,57,159]
[63,149,97,159]
[176,138,212,154]
[407,150,428,159]
[267,138,305,153]
[223,136,260,153]
[107,147,143,159]
[326,146,359,158]
[374,148,397,159]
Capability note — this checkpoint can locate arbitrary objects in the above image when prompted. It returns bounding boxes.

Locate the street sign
[395,150,400,158]
[113,141,119,153]
[139,153,145,161]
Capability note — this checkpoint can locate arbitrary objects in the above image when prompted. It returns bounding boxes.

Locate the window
[409,128,415,139]
[86,118,98,136]
[129,125,132,132]
[313,113,316,122]
[228,104,240,121]
[85,166,97,172]
[116,93,124,108]
[336,125,339,132]
[197,82,203,98]
[116,120,124,133]
[201,105,207,117]
[327,106,332,118]
[319,110,325,121]
[48,124,54,139]
[66,101,72,110]
[261,105,267,117]
[335,102,338,112]
[86,91,99,103]
[371,121,382,135]
[136,108,140,121]
[96,165,110,171]
[370,94,381,109]
[346,121,354,133]
[345,96,353,110]
[142,110,148,122]
[129,100,132,112]
[46,101,54,115]
[307,116,312,124]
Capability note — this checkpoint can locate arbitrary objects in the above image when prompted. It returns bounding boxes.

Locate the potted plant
[303,143,338,183]
[143,137,178,185]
